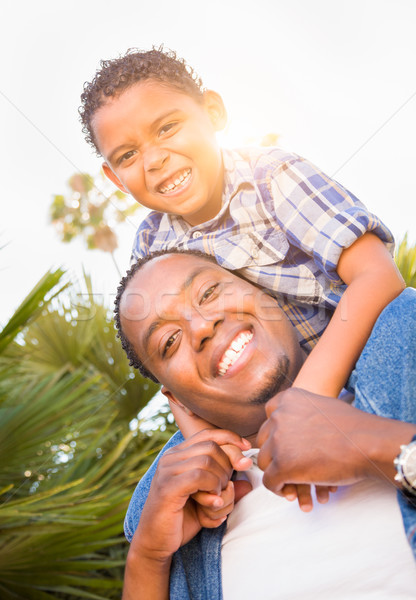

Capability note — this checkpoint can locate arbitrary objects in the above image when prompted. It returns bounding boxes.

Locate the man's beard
[249,355,291,406]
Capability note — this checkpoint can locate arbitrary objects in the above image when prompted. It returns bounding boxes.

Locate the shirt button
[192,231,202,239]
[251,245,259,259]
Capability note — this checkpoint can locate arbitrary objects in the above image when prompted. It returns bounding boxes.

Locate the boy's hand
[169,399,253,471]
[191,479,253,527]
[279,483,338,512]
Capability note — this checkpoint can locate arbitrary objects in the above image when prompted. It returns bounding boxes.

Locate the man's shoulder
[124,430,185,542]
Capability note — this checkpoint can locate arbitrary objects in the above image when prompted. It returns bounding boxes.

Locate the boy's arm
[292,233,405,396]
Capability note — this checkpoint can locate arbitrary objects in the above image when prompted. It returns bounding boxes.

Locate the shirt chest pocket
[214,228,289,270]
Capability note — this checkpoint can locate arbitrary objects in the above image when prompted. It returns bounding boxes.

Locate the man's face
[92,80,224,226]
[120,254,305,438]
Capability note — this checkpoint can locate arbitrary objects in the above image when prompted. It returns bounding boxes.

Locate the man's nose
[189,309,222,352]
[143,146,169,172]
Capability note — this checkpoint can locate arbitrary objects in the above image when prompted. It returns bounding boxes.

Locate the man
[115,250,416,599]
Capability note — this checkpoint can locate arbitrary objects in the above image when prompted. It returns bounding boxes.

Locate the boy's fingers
[194,481,236,524]
[180,429,251,452]
[315,485,330,504]
[279,484,298,501]
[280,484,314,511]
[296,484,313,512]
[219,443,253,471]
[233,479,253,502]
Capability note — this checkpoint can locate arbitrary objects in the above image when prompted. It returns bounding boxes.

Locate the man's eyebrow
[108,110,181,164]
[142,265,214,353]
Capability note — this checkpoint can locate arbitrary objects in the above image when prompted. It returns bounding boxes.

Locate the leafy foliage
[49,172,140,271]
[395,234,416,288]
[0,268,173,599]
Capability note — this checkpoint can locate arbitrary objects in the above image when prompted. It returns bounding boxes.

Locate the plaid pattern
[131,147,394,351]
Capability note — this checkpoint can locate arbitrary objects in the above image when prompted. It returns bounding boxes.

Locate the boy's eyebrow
[142,265,214,353]
[108,109,181,164]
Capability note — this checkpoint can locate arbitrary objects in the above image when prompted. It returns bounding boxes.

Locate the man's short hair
[114,249,218,383]
[80,47,204,155]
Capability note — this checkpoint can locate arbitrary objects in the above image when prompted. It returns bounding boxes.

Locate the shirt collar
[164,147,256,234]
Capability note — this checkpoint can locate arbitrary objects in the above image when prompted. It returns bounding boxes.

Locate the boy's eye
[119,150,136,164]
[159,122,178,136]
[200,284,219,304]
[163,331,180,356]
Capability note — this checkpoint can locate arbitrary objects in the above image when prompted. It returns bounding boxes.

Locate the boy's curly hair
[79,46,205,155]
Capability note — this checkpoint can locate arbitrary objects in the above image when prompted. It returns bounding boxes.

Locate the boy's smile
[92,80,226,226]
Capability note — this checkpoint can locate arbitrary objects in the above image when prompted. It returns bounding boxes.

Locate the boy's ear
[102,162,129,194]
[203,90,227,131]
[161,387,195,416]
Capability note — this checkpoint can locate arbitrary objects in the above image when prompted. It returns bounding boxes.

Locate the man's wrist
[394,434,416,497]
[365,420,416,483]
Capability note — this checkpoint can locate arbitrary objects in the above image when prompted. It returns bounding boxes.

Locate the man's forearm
[122,539,172,600]
[257,388,416,492]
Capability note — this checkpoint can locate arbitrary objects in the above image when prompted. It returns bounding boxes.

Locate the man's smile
[216,329,254,377]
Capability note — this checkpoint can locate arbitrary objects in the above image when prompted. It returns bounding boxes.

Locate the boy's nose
[143,146,169,172]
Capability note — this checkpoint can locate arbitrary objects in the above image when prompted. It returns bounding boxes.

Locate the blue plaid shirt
[131,147,394,351]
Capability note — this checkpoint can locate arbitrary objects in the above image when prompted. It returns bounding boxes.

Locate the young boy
[80,48,404,502]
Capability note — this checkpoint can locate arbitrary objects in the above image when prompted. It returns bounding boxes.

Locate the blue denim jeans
[124,288,416,600]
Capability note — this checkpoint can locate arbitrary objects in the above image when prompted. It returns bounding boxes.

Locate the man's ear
[161,387,195,416]
[102,162,129,194]
[203,90,227,132]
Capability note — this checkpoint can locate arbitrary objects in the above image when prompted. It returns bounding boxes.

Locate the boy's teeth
[159,169,190,193]
[217,331,253,376]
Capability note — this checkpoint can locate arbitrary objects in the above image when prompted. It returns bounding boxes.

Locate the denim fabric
[347,287,416,556]
[124,430,225,600]
[125,289,416,599]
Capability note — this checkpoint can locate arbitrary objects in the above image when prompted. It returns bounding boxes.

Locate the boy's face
[92,80,226,226]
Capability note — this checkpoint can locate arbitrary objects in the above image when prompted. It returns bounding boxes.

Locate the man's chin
[248,355,290,406]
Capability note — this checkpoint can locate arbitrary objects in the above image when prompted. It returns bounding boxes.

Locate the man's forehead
[136,253,227,286]
[121,253,232,318]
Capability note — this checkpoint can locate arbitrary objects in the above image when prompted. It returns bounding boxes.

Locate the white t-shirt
[222,451,415,599]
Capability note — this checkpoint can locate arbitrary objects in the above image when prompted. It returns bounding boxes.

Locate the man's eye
[163,331,179,356]
[159,122,177,136]
[200,284,218,304]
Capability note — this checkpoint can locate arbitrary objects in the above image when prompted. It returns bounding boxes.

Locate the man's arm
[122,429,249,600]
[257,388,416,491]
[292,233,405,397]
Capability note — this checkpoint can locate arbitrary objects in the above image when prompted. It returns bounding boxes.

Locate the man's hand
[256,387,416,495]
[133,429,250,558]
[123,429,250,600]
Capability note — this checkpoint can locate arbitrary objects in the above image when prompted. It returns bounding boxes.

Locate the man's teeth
[218,331,253,376]
[159,169,191,193]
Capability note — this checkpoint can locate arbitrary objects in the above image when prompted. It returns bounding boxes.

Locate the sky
[2,0,416,323]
